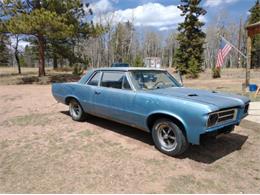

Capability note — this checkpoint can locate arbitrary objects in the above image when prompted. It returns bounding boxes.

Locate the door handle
[94,91,101,95]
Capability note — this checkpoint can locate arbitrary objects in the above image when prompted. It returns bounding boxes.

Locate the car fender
[146,110,188,132]
[64,95,81,105]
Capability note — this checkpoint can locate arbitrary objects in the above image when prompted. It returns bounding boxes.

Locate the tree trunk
[60,57,64,68]
[15,51,21,74]
[14,36,21,74]
[37,34,45,77]
[53,54,58,69]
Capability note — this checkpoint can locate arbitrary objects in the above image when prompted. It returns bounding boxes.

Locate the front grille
[217,109,236,122]
[207,108,237,127]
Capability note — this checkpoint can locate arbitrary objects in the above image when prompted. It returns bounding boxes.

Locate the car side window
[101,72,125,89]
[88,71,101,86]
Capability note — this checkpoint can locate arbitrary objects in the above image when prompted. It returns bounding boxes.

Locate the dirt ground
[0,68,260,193]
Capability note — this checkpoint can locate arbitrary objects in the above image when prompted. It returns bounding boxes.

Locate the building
[144,57,161,68]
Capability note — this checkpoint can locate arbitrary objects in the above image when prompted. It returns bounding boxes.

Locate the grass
[77,129,96,137]
[164,175,226,193]
[0,67,260,193]
[0,67,80,85]
[1,113,51,127]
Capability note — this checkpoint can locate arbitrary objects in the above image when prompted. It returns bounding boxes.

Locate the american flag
[216,38,232,68]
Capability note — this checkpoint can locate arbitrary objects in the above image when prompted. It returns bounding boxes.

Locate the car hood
[148,87,250,110]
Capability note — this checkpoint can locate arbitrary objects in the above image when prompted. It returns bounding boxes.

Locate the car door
[93,71,137,125]
[78,71,102,114]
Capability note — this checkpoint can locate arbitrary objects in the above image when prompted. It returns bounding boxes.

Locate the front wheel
[152,119,189,156]
[69,99,86,121]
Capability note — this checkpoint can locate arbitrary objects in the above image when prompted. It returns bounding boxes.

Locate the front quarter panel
[133,91,212,144]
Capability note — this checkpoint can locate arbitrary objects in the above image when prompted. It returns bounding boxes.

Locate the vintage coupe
[52,68,250,156]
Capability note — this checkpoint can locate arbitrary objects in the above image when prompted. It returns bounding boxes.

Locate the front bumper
[200,125,235,141]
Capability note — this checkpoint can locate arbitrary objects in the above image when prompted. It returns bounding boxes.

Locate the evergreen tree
[0,34,10,66]
[174,0,206,78]
[248,0,260,68]
[1,0,102,76]
[133,55,144,67]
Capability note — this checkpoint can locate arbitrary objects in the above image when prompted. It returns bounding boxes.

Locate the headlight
[207,113,219,127]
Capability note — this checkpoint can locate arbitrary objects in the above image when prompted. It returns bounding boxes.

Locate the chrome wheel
[152,119,189,156]
[69,100,83,120]
[156,123,177,151]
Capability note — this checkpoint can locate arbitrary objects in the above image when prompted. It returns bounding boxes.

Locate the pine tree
[133,55,144,67]
[174,0,206,78]
[248,0,260,68]
[0,34,10,66]
[1,0,102,76]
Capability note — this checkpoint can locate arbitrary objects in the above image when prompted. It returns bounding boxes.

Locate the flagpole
[220,35,247,59]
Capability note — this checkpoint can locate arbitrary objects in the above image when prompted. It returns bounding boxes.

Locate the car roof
[92,67,166,71]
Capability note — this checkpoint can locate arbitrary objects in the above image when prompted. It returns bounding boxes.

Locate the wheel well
[65,96,77,105]
[147,113,187,137]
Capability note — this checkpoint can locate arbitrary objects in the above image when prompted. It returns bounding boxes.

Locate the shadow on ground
[61,111,154,145]
[61,111,248,164]
[181,133,248,163]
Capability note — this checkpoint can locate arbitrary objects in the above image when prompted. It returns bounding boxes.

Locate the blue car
[52,68,250,156]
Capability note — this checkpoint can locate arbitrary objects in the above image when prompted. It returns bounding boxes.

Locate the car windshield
[130,70,180,90]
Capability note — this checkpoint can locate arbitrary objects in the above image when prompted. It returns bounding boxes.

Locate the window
[101,72,130,89]
[123,76,131,90]
[88,71,101,86]
[130,70,180,90]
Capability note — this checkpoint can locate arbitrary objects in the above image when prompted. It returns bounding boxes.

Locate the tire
[152,118,189,156]
[69,99,86,121]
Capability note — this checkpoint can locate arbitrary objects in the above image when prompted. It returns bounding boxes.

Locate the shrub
[212,67,221,78]
[186,57,200,79]
[73,64,85,75]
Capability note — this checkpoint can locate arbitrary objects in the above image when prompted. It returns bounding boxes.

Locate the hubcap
[156,123,177,151]
[69,101,81,119]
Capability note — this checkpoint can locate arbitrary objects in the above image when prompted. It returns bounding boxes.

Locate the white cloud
[159,26,176,31]
[9,36,30,52]
[90,0,113,14]
[93,1,207,31]
[94,2,184,31]
[204,0,239,7]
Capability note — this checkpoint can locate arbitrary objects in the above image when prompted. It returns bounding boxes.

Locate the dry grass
[0,67,80,85]
[0,68,260,193]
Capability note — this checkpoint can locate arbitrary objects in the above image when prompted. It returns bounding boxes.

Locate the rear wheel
[69,99,86,121]
[152,118,189,156]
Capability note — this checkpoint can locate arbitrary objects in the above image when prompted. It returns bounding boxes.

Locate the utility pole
[237,17,242,68]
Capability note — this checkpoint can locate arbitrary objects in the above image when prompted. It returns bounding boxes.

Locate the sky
[88,0,257,32]
[12,0,258,49]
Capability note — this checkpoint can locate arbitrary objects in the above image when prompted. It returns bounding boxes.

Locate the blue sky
[89,0,257,31]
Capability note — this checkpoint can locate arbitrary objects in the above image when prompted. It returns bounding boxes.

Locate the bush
[73,64,85,75]
[187,57,200,79]
[212,67,221,78]
[133,55,144,67]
